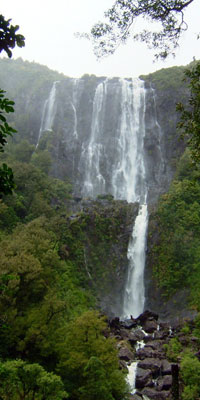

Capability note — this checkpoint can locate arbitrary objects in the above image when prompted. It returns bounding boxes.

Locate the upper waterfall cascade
[37,81,59,146]
[38,76,165,318]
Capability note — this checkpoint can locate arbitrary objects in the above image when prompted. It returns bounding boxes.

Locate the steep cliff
[0,58,192,319]
[0,58,187,204]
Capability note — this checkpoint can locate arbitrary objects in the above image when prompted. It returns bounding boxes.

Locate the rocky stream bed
[108,311,181,400]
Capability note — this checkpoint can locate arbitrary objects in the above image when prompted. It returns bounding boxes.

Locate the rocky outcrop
[108,310,182,400]
[63,197,139,317]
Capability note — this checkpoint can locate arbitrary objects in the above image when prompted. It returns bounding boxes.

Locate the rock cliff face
[65,197,139,317]
[38,76,185,204]
[0,59,189,319]
[1,61,187,205]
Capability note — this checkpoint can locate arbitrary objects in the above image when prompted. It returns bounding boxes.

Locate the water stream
[79,77,149,318]
[37,81,59,146]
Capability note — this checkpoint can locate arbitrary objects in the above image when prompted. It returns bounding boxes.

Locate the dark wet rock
[141,388,171,399]
[119,359,128,370]
[121,319,138,329]
[138,358,161,377]
[136,346,164,360]
[130,329,146,342]
[109,317,121,330]
[191,336,199,343]
[118,328,131,340]
[144,340,162,350]
[195,350,200,360]
[158,375,172,390]
[118,347,134,362]
[151,330,169,340]
[161,359,172,375]
[135,368,152,389]
[143,319,158,333]
[129,394,142,400]
[136,310,159,325]
[177,333,189,346]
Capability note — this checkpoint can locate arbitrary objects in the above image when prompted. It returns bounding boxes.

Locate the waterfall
[111,78,146,204]
[70,78,79,140]
[123,204,148,318]
[37,81,59,146]
[127,362,138,394]
[81,80,107,197]
[80,77,149,318]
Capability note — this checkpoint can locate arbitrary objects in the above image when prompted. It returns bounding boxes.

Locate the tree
[180,351,200,399]
[0,15,25,57]
[0,359,68,400]
[87,0,195,60]
[0,15,25,196]
[57,310,128,400]
[177,61,200,164]
[0,89,17,196]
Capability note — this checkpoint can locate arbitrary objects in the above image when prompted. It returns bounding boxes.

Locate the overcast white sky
[1,0,200,78]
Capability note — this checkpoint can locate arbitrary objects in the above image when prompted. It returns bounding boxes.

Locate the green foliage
[177,61,200,164]
[57,310,128,400]
[0,89,16,196]
[12,140,35,163]
[181,324,191,335]
[0,359,67,399]
[0,160,72,223]
[79,356,114,400]
[0,14,25,196]
[31,149,52,174]
[0,162,15,196]
[88,0,195,60]
[140,65,186,91]
[0,15,25,58]
[149,149,200,307]
[180,352,200,400]
[163,338,182,362]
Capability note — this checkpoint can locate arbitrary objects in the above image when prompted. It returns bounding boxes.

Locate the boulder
[119,328,131,340]
[109,317,121,330]
[143,319,158,333]
[136,346,164,360]
[151,330,168,340]
[141,388,171,399]
[144,340,162,350]
[121,319,137,329]
[118,347,134,362]
[130,329,146,342]
[129,394,142,400]
[161,359,172,375]
[135,368,152,389]
[156,375,172,390]
[138,358,161,377]
[136,310,159,325]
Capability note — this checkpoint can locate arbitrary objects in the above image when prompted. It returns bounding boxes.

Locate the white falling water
[112,78,146,204]
[37,81,59,146]
[112,79,148,319]
[80,77,149,318]
[70,79,79,140]
[127,362,138,394]
[150,84,165,177]
[123,204,148,318]
[81,81,106,197]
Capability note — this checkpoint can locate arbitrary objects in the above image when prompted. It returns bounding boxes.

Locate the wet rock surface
[108,310,181,400]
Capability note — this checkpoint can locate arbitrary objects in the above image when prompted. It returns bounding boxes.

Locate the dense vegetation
[162,315,200,400]
[0,132,129,399]
[148,148,200,308]
[1,54,200,398]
